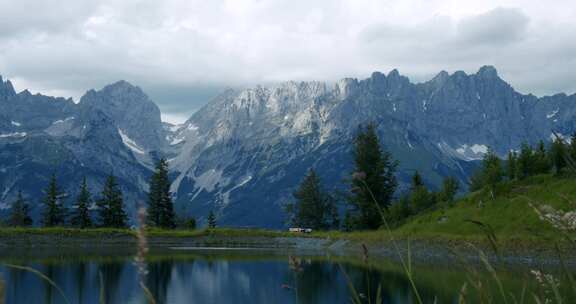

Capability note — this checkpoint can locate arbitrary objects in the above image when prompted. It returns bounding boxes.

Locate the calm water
[0,247,545,304]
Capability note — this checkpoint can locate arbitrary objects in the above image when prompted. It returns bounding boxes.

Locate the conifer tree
[569,133,576,167]
[438,176,459,203]
[516,142,533,179]
[207,210,217,229]
[10,191,32,227]
[349,123,398,230]
[533,140,551,174]
[411,171,424,189]
[550,138,567,174]
[97,175,128,228]
[42,174,66,227]
[71,177,93,228]
[147,159,176,229]
[286,169,335,230]
[483,148,503,199]
[386,196,412,227]
[507,151,517,180]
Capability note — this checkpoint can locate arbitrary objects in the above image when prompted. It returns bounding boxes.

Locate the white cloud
[0,0,575,120]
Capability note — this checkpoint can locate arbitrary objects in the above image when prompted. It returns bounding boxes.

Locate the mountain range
[1,66,575,227]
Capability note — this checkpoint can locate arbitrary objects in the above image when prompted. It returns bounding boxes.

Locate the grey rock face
[1,66,575,228]
[0,78,163,223]
[79,81,166,153]
[168,66,576,228]
[0,76,16,101]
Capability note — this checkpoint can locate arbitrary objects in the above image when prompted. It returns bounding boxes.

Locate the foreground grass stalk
[2,263,71,304]
[135,207,157,304]
[358,178,424,304]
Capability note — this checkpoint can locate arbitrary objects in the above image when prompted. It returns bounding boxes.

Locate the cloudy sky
[0,0,575,123]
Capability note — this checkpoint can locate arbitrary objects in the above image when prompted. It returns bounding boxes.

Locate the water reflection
[0,249,534,304]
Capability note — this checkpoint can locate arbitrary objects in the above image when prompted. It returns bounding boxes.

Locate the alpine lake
[0,244,555,304]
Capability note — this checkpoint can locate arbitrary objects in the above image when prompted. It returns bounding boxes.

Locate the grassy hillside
[393,173,576,241]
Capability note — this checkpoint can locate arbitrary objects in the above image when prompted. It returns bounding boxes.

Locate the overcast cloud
[0,0,575,123]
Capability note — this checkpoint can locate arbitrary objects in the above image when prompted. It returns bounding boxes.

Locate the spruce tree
[507,151,517,180]
[438,176,459,203]
[483,148,503,199]
[533,140,551,174]
[207,211,216,229]
[71,177,93,228]
[550,138,567,175]
[411,171,424,189]
[516,142,533,179]
[9,191,32,227]
[147,159,175,229]
[287,169,333,230]
[569,133,576,169]
[42,174,65,227]
[349,123,398,230]
[97,175,128,228]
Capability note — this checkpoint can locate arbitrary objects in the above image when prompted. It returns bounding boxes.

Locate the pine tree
[506,151,517,180]
[71,177,93,228]
[42,174,66,227]
[286,169,338,230]
[410,186,435,212]
[342,211,354,232]
[386,196,412,227]
[349,123,398,230]
[516,142,533,179]
[207,211,216,229]
[569,133,576,168]
[147,159,176,229]
[483,148,503,199]
[533,140,551,174]
[411,171,424,189]
[550,138,567,175]
[97,175,128,228]
[408,171,435,212]
[438,176,459,203]
[9,191,32,227]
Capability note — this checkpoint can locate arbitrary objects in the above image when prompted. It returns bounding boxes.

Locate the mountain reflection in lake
[0,248,534,304]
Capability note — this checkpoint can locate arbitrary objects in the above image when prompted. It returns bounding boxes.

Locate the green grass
[0,226,291,239]
[2,174,575,246]
[311,174,576,246]
[394,174,576,241]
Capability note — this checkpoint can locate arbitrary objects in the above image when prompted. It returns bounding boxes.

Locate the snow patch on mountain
[118,129,145,154]
[550,133,571,144]
[194,169,225,193]
[547,109,559,119]
[454,144,489,160]
[0,132,27,138]
[221,175,252,206]
[52,117,75,124]
[170,137,185,145]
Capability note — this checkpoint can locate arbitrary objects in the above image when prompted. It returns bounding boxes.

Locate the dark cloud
[0,1,574,123]
[456,7,529,46]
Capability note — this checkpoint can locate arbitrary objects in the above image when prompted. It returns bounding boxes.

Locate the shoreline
[0,228,573,268]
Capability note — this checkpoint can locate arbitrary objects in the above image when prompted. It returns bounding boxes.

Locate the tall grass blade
[99,271,105,304]
[359,179,424,304]
[478,250,508,304]
[338,263,362,304]
[2,263,71,304]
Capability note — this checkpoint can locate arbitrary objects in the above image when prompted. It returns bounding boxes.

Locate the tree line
[470,134,576,199]
[6,158,206,229]
[285,123,435,231]
[286,126,576,232]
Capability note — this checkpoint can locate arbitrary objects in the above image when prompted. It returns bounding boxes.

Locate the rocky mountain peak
[79,80,165,152]
[476,65,499,79]
[0,75,16,100]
